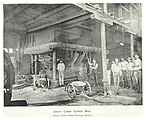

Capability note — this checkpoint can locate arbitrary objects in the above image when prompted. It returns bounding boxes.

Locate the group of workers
[107,54,142,93]
[37,54,142,94]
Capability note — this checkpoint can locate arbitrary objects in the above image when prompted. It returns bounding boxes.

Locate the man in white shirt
[106,59,111,86]
[111,58,121,94]
[133,55,142,93]
[111,58,121,87]
[127,57,135,89]
[57,60,65,86]
[120,58,128,88]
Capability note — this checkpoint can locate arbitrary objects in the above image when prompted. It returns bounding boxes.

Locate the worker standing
[127,57,135,89]
[106,59,111,86]
[111,58,121,86]
[87,58,98,86]
[57,60,65,86]
[111,58,121,94]
[133,55,142,93]
[120,58,128,88]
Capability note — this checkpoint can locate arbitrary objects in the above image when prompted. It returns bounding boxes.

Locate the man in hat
[57,60,65,86]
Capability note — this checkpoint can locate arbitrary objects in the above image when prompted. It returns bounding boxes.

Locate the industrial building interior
[4,3,142,106]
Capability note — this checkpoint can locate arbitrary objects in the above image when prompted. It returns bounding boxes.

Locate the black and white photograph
[3,2,143,110]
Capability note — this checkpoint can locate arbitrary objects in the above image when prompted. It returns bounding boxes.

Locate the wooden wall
[26,27,54,48]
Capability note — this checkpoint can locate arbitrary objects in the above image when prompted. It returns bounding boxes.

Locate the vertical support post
[34,55,38,75]
[13,47,17,84]
[130,4,134,58]
[17,38,20,75]
[103,3,107,12]
[138,3,141,34]
[13,47,17,67]
[53,49,57,81]
[101,3,108,94]
[31,55,34,74]
[130,34,134,58]
[118,4,122,18]
[101,23,108,83]
[129,4,133,27]
[33,55,38,90]
[70,51,73,67]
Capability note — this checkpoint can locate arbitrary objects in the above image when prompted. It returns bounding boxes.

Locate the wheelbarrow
[66,81,91,100]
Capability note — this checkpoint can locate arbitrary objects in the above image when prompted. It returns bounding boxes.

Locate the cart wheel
[83,81,91,95]
[66,83,76,100]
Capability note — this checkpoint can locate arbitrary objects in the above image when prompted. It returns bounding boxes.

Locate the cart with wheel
[66,81,91,100]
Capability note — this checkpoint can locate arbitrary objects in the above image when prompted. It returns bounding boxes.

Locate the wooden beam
[78,3,141,36]
[132,14,138,19]
[64,23,94,31]
[27,10,88,32]
[74,3,139,34]
[126,28,138,35]
[63,22,81,28]
[78,25,94,31]
[121,5,130,13]
[117,17,125,20]
[24,5,71,26]
[24,42,98,54]
[62,43,98,52]
[74,3,113,25]
[60,14,91,27]
[5,4,31,22]
[131,3,139,10]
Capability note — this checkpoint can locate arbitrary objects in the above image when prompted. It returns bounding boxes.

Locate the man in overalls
[88,58,98,86]
[133,55,142,93]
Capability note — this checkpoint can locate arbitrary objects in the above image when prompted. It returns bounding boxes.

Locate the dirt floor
[11,84,142,106]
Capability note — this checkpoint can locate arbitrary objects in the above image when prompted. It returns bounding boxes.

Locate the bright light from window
[120,43,124,46]
[4,48,8,52]
[9,48,13,53]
